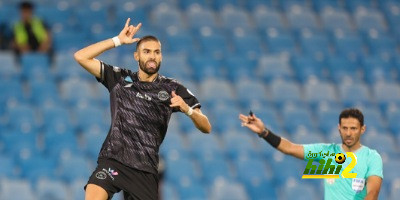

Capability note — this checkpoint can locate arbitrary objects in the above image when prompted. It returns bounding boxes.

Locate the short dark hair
[20,1,34,10]
[135,35,160,51]
[339,108,364,126]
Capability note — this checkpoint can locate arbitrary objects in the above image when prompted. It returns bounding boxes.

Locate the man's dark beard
[139,59,161,75]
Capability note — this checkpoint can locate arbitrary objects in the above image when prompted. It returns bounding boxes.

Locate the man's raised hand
[118,18,142,45]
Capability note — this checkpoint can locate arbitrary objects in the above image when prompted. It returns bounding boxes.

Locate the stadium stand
[0,0,399,199]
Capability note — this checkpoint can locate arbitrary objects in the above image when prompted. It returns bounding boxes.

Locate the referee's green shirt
[303,143,383,200]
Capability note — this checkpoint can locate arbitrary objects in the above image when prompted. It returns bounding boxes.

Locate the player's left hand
[170,91,190,113]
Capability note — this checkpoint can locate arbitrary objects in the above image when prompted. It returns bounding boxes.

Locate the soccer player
[74,18,212,200]
[239,108,382,200]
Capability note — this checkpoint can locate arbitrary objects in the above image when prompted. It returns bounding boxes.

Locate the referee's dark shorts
[85,158,159,200]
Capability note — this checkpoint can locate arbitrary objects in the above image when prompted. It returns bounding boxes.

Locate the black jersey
[95,62,200,174]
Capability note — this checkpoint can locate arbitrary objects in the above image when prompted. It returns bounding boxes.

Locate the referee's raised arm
[74,18,141,78]
[239,113,304,159]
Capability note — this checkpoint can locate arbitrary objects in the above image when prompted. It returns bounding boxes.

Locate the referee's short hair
[20,1,34,10]
[339,108,364,126]
[136,35,160,51]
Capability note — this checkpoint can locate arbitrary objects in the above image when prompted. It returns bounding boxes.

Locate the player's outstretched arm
[239,113,304,159]
[170,91,211,133]
[74,18,141,78]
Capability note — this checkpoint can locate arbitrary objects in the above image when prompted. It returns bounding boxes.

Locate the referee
[239,108,382,200]
[74,18,212,200]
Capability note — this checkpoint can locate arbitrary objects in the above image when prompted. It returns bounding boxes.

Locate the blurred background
[0,0,400,199]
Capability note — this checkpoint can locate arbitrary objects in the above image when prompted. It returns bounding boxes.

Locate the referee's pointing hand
[170,91,190,113]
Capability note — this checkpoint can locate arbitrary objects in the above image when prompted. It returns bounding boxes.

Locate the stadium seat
[256,54,294,82]
[164,157,201,186]
[282,105,315,133]
[338,82,372,106]
[177,181,207,200]
[0,179,36,200]
[186,6,218,31]
[209,179,249,200]
[37,179,69,200]
[321,8,353,32]
[220,7,252,31]
[270,79,303,107]
[235,79,269,108]
[303,80,337,106]
[223,132,260,160]
[354,8,387,33]
[298,30,331,57]
[286,7,319,31]
[281,182,319,200]
[151,4,185,31]
[264,30,297,54]
[253,7,286,32]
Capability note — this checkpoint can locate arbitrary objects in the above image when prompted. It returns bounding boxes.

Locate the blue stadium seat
[179,0,207,9]
[224,56,258,82]
[383,160,400,187]
[0,51,18,80]
[235,80,268,108]
[0,179,35,200]
[37,4,74,31]
[6,104,40,134]
[253,7,286,33]
[304,80,337,106]
[387,109,400,133]
[58,156,92,183]
[151,4,185,31]
[264,30,297,54]
[321,8,353,32]
[200,158,234,184]
[223,132,259,160]
[0,156,18,179]
[187,131,224,162]
[74,105,107,132]
[29,80,60,107]
[37,179,69,200]
[339,82,372,106]
[60,78,95,107]
[160,132,188,161]
[161,182,178,200]
[165,157,201,186]
[234,158,273,189]
[281,183,319,200]
[198,32,230,57]
[345,0,373,12]
[312,0,341,12]
[20,155,57,183]
[257,54,294,82]
[177,181,207,200]
[354,8,387,33]
[332,31,365,58]
[362,107,386,130]
[279,0,308,12]
[282,105,315,133]
[270,79,303,106]
[209,179,249,200]
[115,1,148,27]
[245,0,274,11]
[363,134,398,155]
[373,82,400,109]
[271,152,304,185]
[232,33,264,58]
[316,108,339,134]
[298,30,331,57]
[220,7,253,32]
[190,54,223,81]
[186,6,218,31]
[361,54,395,85]
[326,54,362,83]
[365,32,397,55]
[199,79,236,108]
[286,7,319,31]
[164,31,197,54]
[211,0,240,10]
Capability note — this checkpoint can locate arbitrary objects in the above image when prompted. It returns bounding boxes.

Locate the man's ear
[361,125,366,134]
[134,52,139,61]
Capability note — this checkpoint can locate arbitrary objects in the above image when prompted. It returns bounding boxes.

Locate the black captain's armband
[259,128,281,148]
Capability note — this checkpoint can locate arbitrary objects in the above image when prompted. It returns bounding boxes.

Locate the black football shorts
[85,158,159,200]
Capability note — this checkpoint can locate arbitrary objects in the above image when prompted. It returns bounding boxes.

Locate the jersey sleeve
[175,83,201,111]
[303,143,334,161]
[366,150,383,179]
[96,61,123,91]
